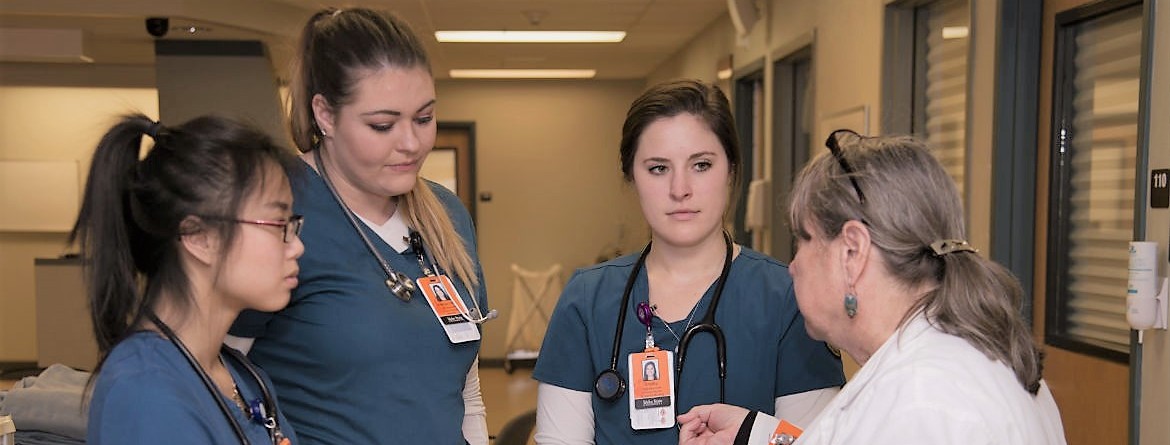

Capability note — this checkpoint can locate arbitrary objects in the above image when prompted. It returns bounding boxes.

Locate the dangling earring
[843,290,858,318]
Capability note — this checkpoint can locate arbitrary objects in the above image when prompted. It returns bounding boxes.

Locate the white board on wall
[0,160,80,232]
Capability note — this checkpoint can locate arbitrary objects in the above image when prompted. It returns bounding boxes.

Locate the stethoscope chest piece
[594,369,626,401]
[594,232,734,405]
[386,271,416,302]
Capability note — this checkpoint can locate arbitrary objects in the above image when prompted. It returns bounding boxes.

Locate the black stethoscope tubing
[313,148,416,301]
[148,313,282,445]
[594,231,733,404]
[678,232,731,402]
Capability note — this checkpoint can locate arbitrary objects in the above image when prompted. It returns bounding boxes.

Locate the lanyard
[409,229,498,324]
[409,231,441,276]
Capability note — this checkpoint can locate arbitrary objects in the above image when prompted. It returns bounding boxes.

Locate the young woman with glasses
[78,114,303,444]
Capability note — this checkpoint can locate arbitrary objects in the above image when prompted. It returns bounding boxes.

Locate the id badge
[418,275,481,344]
[770,420,803,445]
[627,349,676,430]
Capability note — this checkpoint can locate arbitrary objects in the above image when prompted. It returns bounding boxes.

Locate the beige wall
[0,76,158,361]
[965,0,997,254]
[646,12,737,86]
[435,80,649,359]
[0,76,651,363]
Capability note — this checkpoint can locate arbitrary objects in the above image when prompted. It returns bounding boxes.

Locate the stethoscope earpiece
[471,308,499,321]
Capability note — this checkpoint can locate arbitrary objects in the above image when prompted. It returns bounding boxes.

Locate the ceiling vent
[0,28,94,63]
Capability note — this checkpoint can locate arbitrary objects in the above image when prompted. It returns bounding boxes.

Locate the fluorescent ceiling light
[435,31,625,43]
[449,69,597,79]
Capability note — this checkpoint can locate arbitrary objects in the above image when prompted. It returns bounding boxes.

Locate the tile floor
[481,366,540,443]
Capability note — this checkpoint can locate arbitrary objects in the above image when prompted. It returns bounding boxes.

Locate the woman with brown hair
[533,80,843,444]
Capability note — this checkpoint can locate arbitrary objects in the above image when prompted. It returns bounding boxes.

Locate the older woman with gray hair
[677,131,1067,444]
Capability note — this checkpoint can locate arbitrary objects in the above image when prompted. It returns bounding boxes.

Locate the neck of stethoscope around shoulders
[312,147,417,302]
[602,231,733,403]
[312,147,496,325]
[147,313,283,445]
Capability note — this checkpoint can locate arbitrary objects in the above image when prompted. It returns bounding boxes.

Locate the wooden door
[1036,1,1136,443]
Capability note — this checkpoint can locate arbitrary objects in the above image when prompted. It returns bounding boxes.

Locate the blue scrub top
[87,332,296,445]
[533,249,844,445]
[232,160,487,445]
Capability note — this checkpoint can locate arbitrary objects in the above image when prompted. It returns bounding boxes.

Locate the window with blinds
[917,0,969,198]
[1046,1,1142,362]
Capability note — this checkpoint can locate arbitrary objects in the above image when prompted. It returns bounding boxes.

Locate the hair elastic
[146,121,164,139]
[930,239,978,256]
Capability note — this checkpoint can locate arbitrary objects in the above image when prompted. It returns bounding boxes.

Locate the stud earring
[843,292,858,318]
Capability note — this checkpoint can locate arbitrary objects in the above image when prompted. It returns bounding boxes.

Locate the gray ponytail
[789,134,1042,394]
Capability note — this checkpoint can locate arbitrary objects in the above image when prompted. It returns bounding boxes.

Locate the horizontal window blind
[1062,5,1141,353]
[924,0,968,197]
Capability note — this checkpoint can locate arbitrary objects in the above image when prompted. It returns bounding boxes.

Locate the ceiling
[0,0,730,81]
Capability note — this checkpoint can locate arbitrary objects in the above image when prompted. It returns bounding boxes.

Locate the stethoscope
[147,313,287,445]
[593,231,732,404]
[409,231,498,323]
[313,148,496,323]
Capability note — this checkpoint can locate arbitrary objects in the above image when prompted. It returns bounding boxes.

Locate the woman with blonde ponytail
[229,7,490,445]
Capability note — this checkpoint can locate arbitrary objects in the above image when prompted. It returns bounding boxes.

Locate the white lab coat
[744,314,1067,445]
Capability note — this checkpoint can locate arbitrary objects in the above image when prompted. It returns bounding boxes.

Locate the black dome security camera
[146,17,169,38]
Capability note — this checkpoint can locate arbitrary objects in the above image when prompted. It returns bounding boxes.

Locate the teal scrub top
[533,249,844,445]
[87,332,297,445]
[232,161,486,445]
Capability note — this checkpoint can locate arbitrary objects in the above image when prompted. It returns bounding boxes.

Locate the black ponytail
[71,113,297,382]
[70,115,158,354]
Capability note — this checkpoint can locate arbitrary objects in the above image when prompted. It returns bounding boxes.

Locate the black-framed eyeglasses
[824,129,867,204]
[203,214,304,243]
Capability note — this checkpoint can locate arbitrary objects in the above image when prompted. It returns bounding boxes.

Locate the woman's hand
[677,403,750,445]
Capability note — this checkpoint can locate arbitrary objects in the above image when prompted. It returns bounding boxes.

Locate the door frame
[436,121,478,222]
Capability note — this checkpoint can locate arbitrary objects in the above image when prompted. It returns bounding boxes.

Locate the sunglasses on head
[824,129,866,205]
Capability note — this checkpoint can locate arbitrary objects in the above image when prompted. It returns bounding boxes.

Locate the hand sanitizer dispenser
[1127,241,1168,342]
